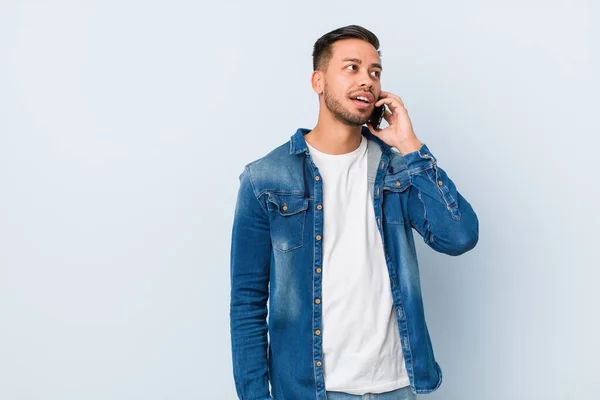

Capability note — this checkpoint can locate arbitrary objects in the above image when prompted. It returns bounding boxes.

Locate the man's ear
[311,71,323,94]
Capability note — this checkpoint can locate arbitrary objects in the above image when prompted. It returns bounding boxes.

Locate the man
[229,25,479,400]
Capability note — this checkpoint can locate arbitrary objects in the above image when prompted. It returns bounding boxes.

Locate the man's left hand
[366,91,423,154]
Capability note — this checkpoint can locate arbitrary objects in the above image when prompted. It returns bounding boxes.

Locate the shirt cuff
[392,143,437,167]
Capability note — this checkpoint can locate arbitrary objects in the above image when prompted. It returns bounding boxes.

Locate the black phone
[368,104,385,130]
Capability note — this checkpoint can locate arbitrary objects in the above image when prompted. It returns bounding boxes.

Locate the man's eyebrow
[341,57,383,70]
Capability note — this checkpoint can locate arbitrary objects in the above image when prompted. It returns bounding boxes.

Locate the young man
[229,25,479,400]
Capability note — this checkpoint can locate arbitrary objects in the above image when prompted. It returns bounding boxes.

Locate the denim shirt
[230,126,479,400]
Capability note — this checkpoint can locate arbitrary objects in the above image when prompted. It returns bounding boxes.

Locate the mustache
[348,89,373,96]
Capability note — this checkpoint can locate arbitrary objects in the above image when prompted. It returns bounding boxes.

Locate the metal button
[395,181,401,186]
[316,267,322,273]
[316,361,322,367]
[315,329,321,335]
[315,176,320,181]
[317,204,323,210]
[315,298,321,304]
[438,180,443,186]
[316,235,322,241]
[380,162,385,169]
[376,187,380,195]
[282,204,288,211]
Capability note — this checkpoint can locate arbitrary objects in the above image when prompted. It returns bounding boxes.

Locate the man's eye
[371,70,381,78]
[346,65,357,71]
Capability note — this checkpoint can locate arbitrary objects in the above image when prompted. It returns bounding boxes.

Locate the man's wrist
[394,137,423,155]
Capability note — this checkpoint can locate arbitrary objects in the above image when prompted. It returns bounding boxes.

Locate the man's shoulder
[238,136,302,195]
[243,138,295,177]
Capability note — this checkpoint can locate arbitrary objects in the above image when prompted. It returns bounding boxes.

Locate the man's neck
[305,119,363,155]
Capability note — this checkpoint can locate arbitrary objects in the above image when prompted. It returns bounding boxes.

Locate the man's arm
[229,166,272,400]
[400,143,479,256]
[367,91,478,255]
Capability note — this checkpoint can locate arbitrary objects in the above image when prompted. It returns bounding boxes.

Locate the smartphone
[368,104,385,130]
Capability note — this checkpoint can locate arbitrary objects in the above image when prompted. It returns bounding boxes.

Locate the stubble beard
[323,82,369,127]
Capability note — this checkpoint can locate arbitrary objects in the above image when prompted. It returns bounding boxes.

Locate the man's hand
[366,91,423,155]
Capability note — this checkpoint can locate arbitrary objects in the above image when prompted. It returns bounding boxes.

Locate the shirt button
[316,267,322,273]
[395,181,401,186]
[438,180,443,186]
[316,204,323,210]
[282,204,288,211]
[315,298,321,304]
[380,162,385,169]
[316,235,322,241]
[316,361,322,367]
[315,329,321,335]
[315,176,320,181]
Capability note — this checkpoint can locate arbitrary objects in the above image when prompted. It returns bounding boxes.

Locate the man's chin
[328,106,369,126]
[342,110,369,126]
[341,118,368,127]
[351,115,370,126]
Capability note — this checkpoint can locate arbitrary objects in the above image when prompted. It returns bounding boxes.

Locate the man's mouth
[349,92,374,108]
[349,92,374,102]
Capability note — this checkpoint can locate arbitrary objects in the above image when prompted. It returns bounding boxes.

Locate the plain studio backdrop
[0,1,598,399]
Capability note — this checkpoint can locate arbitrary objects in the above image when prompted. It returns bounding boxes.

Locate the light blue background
[1,1,598,399]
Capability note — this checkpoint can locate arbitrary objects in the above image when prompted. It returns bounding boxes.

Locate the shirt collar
[289,126,392,155]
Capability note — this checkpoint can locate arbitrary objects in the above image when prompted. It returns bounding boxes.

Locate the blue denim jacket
[230,127,479,400]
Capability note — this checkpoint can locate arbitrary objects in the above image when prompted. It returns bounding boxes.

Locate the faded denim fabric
[326,385,416,400]
[230,127,479,400]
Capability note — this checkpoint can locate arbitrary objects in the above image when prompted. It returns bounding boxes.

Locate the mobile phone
[368,104,385,130]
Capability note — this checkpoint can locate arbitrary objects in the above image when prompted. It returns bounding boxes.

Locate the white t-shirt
[306,135,410,394]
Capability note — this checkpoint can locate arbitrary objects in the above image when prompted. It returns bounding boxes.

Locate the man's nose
[357,72,373,89]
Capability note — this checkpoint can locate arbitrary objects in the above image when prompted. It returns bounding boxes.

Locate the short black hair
[312,24,381,71]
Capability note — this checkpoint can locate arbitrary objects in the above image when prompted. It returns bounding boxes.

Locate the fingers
[375,97,404,115]
[376,91,405,110]
[379,91,404,105]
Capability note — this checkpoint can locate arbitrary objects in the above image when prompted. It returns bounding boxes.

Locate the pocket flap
[383,171,411,193]
[267,193,309,216]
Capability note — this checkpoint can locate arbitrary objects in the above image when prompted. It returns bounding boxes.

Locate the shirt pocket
[382,171,411,225]
[266,192,309,252]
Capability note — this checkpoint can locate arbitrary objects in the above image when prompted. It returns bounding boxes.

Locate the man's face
[320,38,382,126]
